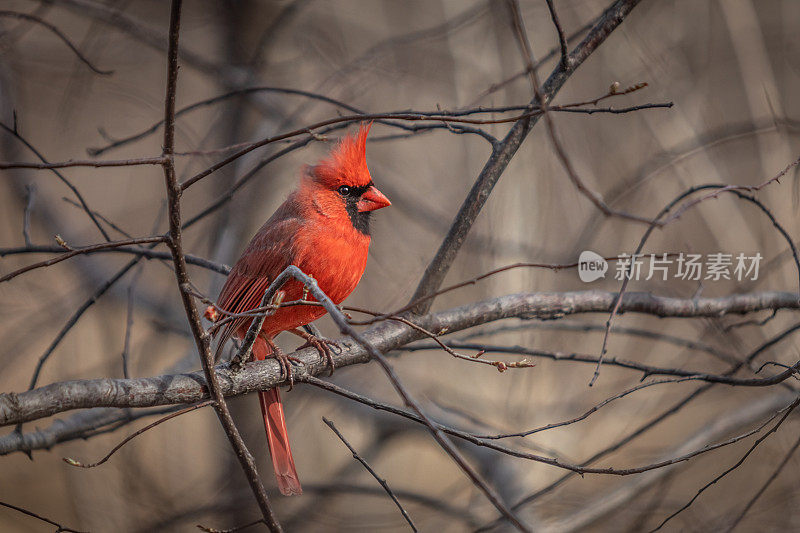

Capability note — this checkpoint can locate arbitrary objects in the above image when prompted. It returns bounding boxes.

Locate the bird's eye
[337,185,351,196]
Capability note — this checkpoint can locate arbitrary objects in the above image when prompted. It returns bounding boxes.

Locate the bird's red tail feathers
[254,336,302,496]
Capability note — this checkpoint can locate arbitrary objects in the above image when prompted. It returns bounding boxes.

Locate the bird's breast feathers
[291,220,370,304]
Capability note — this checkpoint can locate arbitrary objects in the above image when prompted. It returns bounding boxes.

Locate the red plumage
[208,123,390,496]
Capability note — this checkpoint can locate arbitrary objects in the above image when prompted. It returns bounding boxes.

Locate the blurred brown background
[2,0,800,531]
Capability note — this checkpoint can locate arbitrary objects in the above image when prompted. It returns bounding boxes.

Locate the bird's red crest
[312,123,372,188]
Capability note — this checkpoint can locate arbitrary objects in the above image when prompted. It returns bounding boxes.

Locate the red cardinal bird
[206,123,390,496]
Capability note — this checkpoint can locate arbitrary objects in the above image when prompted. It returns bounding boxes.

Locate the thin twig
[86,85,666,157]
[477,315,800,531]
[512,0,656,233]
[0,500,86,533]
[399,340,800,386]
[323,417,418,532]
[662,155,800,224]
[0,10,113,74]
[544,0,570,69]
[172,98,668,158]
[755,361,800,381]
[63,400,212,468]
[594,180,800,387]
[302,377,797,478]
[0,244,229,274]
[0,236,166,283]
[468,16,596,105]
[197,520,265,533]
[26,257,143,392]
[88,86,364,156]
[0,120,112,241]
[724,309,779,332]
[377,314,533,372]
[468,378,699,439]
[0,156,167,169]
[461,321,738,365]
[724,429,800,532]
[177,92,666,191]
[664,154,800,224]
[649,395,800,532]
[0,405,188,456]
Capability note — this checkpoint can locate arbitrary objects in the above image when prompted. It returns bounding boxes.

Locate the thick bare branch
[3,289,800,426]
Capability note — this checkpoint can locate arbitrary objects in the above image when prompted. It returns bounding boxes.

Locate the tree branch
[0,500,86,533]
[0,156,167,169]
[154,1,281,529]
[0,244,229,274]
[323,417,418,532]
[0,236,166,283]
[3,289,799,426]
[0,10,113,75]
[408,0,644,314]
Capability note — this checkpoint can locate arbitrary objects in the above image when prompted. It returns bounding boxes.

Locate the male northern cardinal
[205,123,390,496]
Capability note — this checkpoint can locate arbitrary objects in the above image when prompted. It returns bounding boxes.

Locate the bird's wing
[213,212,304,360]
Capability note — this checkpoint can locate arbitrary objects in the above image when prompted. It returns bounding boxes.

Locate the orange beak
[357,185,391,212]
